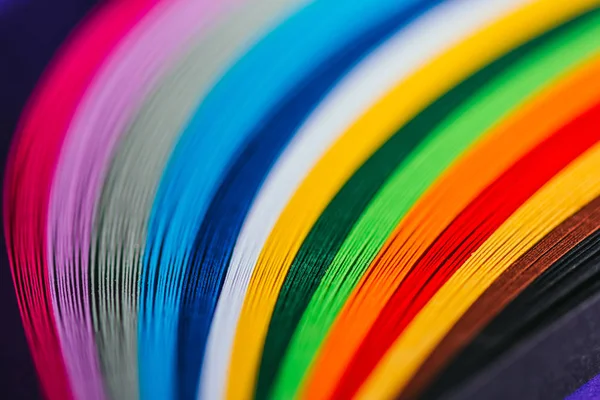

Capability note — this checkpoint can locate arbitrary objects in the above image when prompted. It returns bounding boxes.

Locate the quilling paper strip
[3,1,157,397]
[178,0,449,395]
[138,0,429,398]
[275,11,600,399]
[5,0,600,398]
[226,1,595,399]
[444,230,600,400]
[0,0,97,395]
[47,1,232,398]
[356,104,600,399]
[93,0,309,398]
[415,195,600,400]
[330,71,600,400]
[177,0,445,399]
[257,0,565,395]
[0,0,95,134]
[203,0,534,398]
[300,22,600,400]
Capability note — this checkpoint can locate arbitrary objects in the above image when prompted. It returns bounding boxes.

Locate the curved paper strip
[357,105,600,399]
[178,0,442,399]
[413,195,600,400]
[138,0,425,398]
[225,0,595,399]
[93,0,308,398]
[304,23,600,400]
[203,0,533,398]
[0,0,97,397]
[265,8,599,400]
[3,1,156,397]
[47,0,236,398]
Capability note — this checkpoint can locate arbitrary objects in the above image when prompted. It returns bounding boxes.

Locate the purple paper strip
[567,374,600,400]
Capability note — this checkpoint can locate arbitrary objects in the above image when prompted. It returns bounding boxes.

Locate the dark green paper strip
[257,7,600,399]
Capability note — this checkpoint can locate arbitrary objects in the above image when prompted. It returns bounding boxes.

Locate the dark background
[0,1,97,397]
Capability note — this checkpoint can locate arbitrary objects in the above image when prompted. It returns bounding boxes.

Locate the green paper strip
[269,9,600,400]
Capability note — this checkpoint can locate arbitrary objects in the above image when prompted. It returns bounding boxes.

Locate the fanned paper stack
[3,0,600,399]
